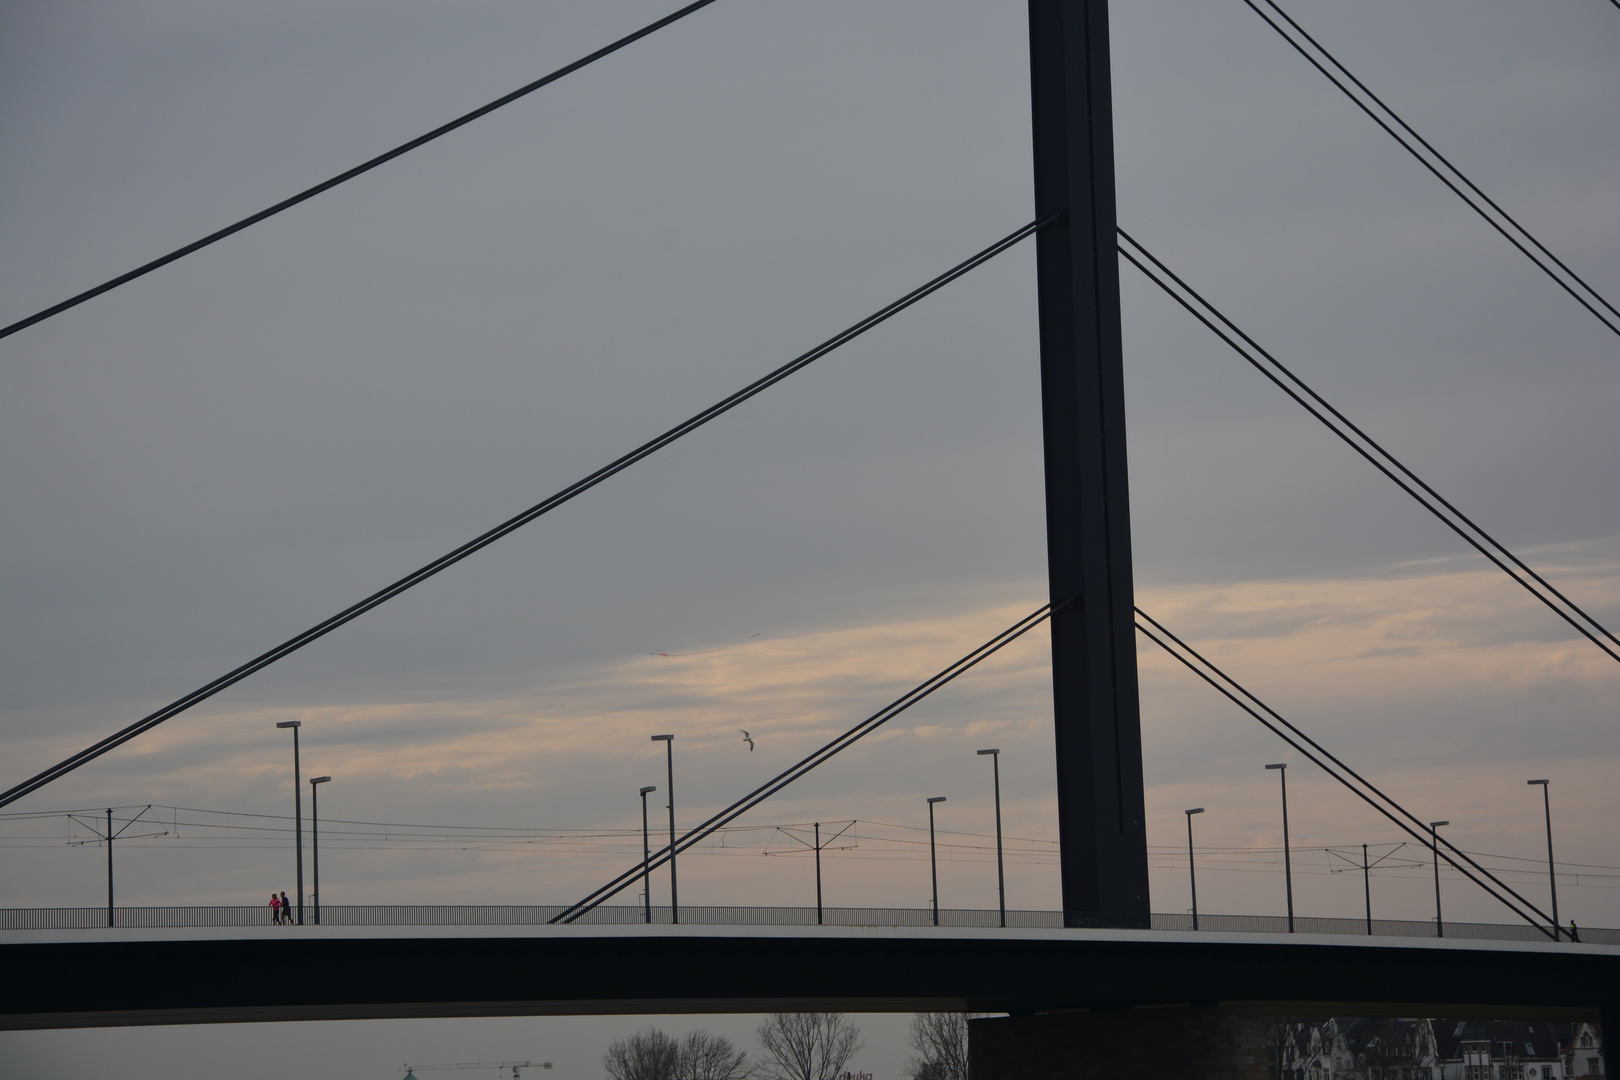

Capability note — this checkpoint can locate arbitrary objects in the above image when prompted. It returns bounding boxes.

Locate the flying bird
[740,730,754,752]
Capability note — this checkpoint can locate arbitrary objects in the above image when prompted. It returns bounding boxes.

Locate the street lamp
[1185,808,1205,930]
[1265,764,1293,932]
[309,776,330,925]
[927,797,947,927]
[1430,820,1450,938]
[1527,780,1560,940]
[977,749,1005,928]
[639,785,656,925]
[275,720,305,925]
[651,735,677,924]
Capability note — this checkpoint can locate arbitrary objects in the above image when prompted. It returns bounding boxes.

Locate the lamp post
[977,749,1006,928]
[309,776,330,925]
[639,785,656,924]
[1185,808,1205,930]
[1265,763,1293,932]
[1527,780,1560,940]
[1430,820,1450,938]
[927,797,947,927]
[651,735,676,924]
[275,720,305,925]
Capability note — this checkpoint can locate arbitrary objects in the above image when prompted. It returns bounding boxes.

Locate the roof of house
[1432,1021,1574,1061]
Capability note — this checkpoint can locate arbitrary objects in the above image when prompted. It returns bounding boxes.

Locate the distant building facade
[1566,1023,1604,1080]
[1279,1018,1600,1080]
[1433,1020,1569,1080]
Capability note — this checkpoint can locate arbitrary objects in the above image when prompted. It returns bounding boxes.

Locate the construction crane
[402,1062,552,1080]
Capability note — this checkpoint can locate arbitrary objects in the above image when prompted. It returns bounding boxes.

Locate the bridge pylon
[1028,0,1150,926]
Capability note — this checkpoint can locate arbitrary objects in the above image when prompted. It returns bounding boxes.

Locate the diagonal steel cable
[1117,228,1620,665]
[1135,606,1556,937]
[0,0,721,342]
[1242,0,1620,340]
[0,218,1045,809]
[552,600,1060,923]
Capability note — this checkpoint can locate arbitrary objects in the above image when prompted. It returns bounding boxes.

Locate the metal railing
[2,905,1614,943]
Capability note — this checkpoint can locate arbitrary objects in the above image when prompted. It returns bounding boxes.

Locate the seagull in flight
[740,730,754,752]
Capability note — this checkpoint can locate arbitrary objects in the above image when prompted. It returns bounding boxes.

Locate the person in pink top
[269,892,282,925]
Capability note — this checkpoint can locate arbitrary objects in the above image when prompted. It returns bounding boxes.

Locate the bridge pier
[970,1006,1270,1080]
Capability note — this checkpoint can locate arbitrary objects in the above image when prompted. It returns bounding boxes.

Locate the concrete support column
[970,1006,1270,1080]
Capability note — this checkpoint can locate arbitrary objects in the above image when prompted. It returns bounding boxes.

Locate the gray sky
[2,1,1618,1077]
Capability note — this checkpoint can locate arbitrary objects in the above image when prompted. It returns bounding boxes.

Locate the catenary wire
[0,0,721,342]
[551,600,1059,922]
[1134,608,1555,937]
[12,814,1613,885]
[1243,0,1620,340]
[1116,229,1620,666]
[0,218,1046,811]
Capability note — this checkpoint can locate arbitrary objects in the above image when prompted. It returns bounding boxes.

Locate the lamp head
[1527,779,1549,786]
[650,734,673,742]
[927,796,947,804]
[1186,807,1205,816]
[1264,763,1285,771]
[640,785,656,795]
[310,776,331,785]
[1430,820,1449,829]
[275,721,301,729]
[977,748,1000,756]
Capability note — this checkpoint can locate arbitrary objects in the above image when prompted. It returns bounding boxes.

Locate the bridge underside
[5,928,1616,1030]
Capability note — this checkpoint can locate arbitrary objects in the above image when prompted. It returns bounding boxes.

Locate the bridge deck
[5,921,1618,1031]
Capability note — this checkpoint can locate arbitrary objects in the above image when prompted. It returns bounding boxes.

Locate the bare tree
[604,1027,679,1080]
[1267,1015,1306,1080]
[677,1030,750,1080]
[1357,1017,1412,1080]
[904,1013,971,1080]
[755,1013,864,1080]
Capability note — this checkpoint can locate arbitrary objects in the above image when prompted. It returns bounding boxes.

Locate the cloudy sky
[2,1,1618,1076]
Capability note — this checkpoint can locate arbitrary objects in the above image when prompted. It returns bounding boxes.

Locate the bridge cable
[0,218,1046,811]
[1241,0,1620,341]
[1135,607,1556,937]
[0,0,720,343]
[1117,229,1620,667]
[551,600,1061,923]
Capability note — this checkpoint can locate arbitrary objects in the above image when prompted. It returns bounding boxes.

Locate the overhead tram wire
[0,0,720,342]
[1242,0,1620,341]
[1116,228,1620,667]
[551,600,1063,923]
[0,218,1046,811]
[1133,607,1556,937]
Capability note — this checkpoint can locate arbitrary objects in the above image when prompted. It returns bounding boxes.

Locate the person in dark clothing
[280,891,293,926]
[1569,919,1581,943]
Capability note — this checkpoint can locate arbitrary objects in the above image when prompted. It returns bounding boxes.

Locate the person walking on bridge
[269,893,282,925]
[280,891,292,927]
